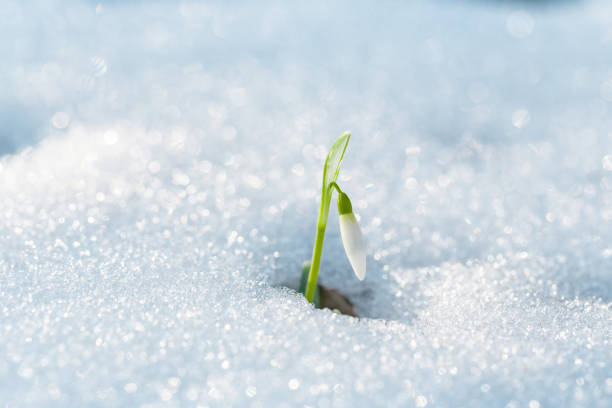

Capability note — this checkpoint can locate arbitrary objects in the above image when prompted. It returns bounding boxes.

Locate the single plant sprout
[300,131,366,305]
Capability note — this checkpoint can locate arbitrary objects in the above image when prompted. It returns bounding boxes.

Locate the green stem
[329,182,343,195]
[305,184,346,302]
[305,223,326,302]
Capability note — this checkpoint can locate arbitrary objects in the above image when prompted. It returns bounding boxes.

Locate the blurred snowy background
[1,0,611,407]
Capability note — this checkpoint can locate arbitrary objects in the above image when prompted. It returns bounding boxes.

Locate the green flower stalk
[303,131,366,304]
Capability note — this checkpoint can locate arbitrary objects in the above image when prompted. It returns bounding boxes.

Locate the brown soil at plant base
[318,285,358,317]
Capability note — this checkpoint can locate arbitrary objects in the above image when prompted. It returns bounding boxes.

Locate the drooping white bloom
[337,192,366,280]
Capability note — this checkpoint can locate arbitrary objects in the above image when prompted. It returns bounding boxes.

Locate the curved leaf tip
[323,131,351,192]
[318,131,351,227]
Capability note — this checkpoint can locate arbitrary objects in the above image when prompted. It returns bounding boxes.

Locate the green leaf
[319,131,351,226]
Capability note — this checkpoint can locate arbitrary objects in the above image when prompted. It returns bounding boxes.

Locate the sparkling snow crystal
[1,0,611,407]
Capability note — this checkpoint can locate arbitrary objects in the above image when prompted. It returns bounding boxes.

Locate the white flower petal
[339,213,366,280]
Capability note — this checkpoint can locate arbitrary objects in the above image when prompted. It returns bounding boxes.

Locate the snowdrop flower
[337,192,366,280]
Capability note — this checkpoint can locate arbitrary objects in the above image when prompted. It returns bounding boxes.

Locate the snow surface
[1,0,612,406]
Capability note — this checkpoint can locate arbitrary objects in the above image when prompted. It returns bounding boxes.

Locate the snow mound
[1,0,611,406]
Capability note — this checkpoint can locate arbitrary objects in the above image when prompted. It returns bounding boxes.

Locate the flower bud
[337,193,366,280]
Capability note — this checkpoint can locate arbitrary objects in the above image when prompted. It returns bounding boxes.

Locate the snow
[1,0,612,406]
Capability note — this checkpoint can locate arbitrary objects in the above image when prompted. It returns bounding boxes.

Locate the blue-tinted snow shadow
[0,104,45,156]
[268,209,612,323]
